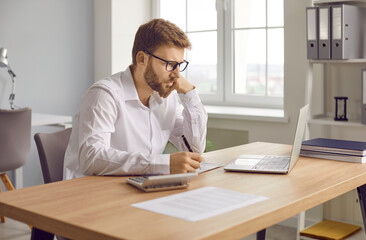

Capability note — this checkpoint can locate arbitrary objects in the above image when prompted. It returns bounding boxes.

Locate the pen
[182,135,193,152]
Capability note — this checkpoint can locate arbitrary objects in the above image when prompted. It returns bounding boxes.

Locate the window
[155,0,284,108]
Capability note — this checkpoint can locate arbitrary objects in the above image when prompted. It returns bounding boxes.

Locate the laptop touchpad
[234,155,262,166]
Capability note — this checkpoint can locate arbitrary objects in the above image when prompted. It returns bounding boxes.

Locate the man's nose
[169,69,179,78]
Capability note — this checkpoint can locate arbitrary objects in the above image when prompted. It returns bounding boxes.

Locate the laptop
[224,104,309,174]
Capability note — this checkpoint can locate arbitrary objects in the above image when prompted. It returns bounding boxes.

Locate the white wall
[94,0,112,82]
[94,0,151,81]
[111,0,151,74]
[0,0,94,187]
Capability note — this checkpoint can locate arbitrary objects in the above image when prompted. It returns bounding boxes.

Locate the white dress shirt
[63,67,207,180]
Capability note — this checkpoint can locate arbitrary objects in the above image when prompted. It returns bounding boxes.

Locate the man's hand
[162,73,194,98]
[173,74,194,94]
[170,152,203,174]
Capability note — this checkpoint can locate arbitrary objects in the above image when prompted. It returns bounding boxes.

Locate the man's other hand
[170,152,203,173]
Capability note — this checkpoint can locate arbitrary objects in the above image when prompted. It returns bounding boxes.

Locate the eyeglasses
[143,50,189,72]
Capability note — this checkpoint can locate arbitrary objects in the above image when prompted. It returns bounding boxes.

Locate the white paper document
[131,186,268,222]
[196,162,222,173]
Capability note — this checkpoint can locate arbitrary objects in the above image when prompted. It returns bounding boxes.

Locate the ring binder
[306,7,319,59]
[332,5,366,60]
[319,6,331,59]
[306,4,366,60]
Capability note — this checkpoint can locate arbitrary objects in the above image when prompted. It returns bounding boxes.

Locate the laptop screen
[288,105,309,172]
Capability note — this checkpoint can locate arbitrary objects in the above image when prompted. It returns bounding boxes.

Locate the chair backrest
[0,107,32,172]
[34,128,72,184]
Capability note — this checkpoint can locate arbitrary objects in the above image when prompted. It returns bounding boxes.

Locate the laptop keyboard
[253,156,290,170]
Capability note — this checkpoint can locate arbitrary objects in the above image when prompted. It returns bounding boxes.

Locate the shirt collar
[122,66,165,106]
[122,66,140,101]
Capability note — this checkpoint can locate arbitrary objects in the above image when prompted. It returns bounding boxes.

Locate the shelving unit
[311,59,366,63]
[306,62,366,131]
[306,58,366,129]
[301,0,366,239]
[309,114,365,127]
[306,65,366,127]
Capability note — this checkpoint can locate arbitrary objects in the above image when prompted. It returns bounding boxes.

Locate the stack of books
[300,138,366,163]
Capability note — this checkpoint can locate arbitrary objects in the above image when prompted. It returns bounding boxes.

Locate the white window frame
[152,0,284,109]
[224,0,283,108]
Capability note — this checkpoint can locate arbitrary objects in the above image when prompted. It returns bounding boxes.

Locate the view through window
[158,0,284,108]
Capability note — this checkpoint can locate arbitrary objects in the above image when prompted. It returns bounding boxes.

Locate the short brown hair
[131,18,191,66]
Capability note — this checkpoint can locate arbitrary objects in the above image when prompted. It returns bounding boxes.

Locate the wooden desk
[1,142,366,240]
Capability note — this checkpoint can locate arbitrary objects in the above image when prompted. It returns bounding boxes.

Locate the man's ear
[136,51,147,67]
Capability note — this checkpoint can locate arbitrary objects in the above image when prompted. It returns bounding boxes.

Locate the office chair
[0,107,32,223]
[34,128,72,184]
[34,128,72,240]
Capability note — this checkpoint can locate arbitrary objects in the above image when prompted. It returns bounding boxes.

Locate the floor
[0,218,31,240]
[241,225,297,240]
[0,218,364,240]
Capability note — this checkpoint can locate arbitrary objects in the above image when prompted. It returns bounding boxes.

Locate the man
[63,18,208,180]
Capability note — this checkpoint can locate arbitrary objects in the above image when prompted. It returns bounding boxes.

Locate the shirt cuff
[178,89,201,107]
[151,154,170,174]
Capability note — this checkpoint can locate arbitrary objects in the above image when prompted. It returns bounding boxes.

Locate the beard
[144,60,174,98]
